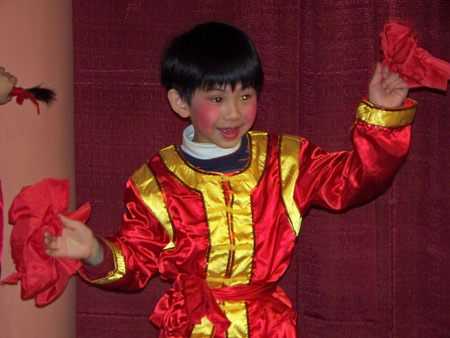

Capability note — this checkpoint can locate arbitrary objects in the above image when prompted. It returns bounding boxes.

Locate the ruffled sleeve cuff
[78,238,126,284]
[356,97,417,128]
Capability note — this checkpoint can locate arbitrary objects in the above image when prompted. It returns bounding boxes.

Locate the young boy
[42,22,416,337]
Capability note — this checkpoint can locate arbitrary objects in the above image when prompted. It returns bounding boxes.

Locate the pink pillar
[0,1,75,337]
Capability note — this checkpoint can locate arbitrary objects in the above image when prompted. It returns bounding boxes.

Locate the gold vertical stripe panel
[159,133,267,289]
[221,301,249,338]
[190,317,214,337]
[131,164,175,250]
[225,177,256,287]
[190,301,249,338]
[279,135,303,237]
[225,132,267,289]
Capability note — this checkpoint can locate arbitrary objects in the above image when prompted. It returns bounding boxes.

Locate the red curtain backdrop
[73,1,450,337]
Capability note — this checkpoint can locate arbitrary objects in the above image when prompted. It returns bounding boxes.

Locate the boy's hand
[43,214,103,266]
[0,67,17,105]
[369,63,408,108]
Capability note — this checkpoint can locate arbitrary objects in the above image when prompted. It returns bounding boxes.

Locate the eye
[241,94,251,101]
[211,97,223,103]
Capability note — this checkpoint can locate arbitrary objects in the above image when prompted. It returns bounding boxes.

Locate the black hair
[25,86,55,103]
[161,22,264,103]
[9,85,55,114]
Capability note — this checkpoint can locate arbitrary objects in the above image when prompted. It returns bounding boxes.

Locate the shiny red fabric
[90,119,412,337]
[150,274,231,337]
[380,22,450,90]
[9,87,41,114]
[296,121,412,213]
[150,274,279,337]
[1,178,90,306]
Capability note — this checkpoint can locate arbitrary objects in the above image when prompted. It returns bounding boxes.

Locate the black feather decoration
[25,86,56,103]
[9,86,56,114]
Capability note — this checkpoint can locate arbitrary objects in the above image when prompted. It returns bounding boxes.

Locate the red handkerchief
[1,178,90,306]
[380,22,450,90]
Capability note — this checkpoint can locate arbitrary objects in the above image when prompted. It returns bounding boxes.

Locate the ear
[167,89,190,118]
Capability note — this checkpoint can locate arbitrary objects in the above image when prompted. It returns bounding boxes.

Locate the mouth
[218,127,241,139]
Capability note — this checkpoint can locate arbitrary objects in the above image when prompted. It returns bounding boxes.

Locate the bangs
[198,55,263,93]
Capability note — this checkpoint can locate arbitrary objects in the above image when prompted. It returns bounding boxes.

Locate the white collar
[180,125,242,160]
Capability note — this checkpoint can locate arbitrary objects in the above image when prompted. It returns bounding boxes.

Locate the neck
[181,125,242,160]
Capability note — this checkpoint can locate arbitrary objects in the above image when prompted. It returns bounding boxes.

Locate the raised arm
[293,64,416,214]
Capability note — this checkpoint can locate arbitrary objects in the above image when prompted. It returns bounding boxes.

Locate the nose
[223,100,241,120]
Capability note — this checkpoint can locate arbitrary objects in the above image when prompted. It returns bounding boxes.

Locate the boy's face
[185,83,257,149]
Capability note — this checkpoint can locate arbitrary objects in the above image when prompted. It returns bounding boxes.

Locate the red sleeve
[79,238,115,280]
[79,175,171,290]
[295,98,417,214]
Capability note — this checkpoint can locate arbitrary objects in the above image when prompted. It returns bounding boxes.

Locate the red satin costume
[80,99,417,337]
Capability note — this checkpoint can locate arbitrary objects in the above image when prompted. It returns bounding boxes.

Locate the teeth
[221,128,237,133]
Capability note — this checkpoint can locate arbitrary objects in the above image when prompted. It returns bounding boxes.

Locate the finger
[382,73,400,88]
[381,65,390,79]
[43,231,50,245]
[45,247,60,257]
[394,81,408,90]
[369,62,383,87]
[10,75,17,86]
[46,234,57,248]
[43,230,56,243]
[43,229,58,240]
[383,77,402,92]
[58,213,79,229]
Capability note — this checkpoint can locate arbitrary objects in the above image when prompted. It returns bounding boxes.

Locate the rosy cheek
[245,101,257,122]
[191,102,217,130]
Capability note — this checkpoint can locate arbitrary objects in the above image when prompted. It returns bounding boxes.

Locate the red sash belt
[150,274,276,337]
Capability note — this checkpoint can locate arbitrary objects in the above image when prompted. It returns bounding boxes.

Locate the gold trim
[356,98,417,127]
[131,164,175,250]
[212,244,254,250]
[203,175,245,182]
[279,135,303,236]
[79,239,126,284]
[206,276,251,283]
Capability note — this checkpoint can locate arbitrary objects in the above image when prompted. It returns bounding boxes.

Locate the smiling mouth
[219,127,240,139]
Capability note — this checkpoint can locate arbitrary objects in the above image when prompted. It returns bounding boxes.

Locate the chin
[219,144,237,149]
[218,138,242,148]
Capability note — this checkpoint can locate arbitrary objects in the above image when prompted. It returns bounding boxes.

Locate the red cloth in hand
[380,22,450,90]
[1,178,91,306]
